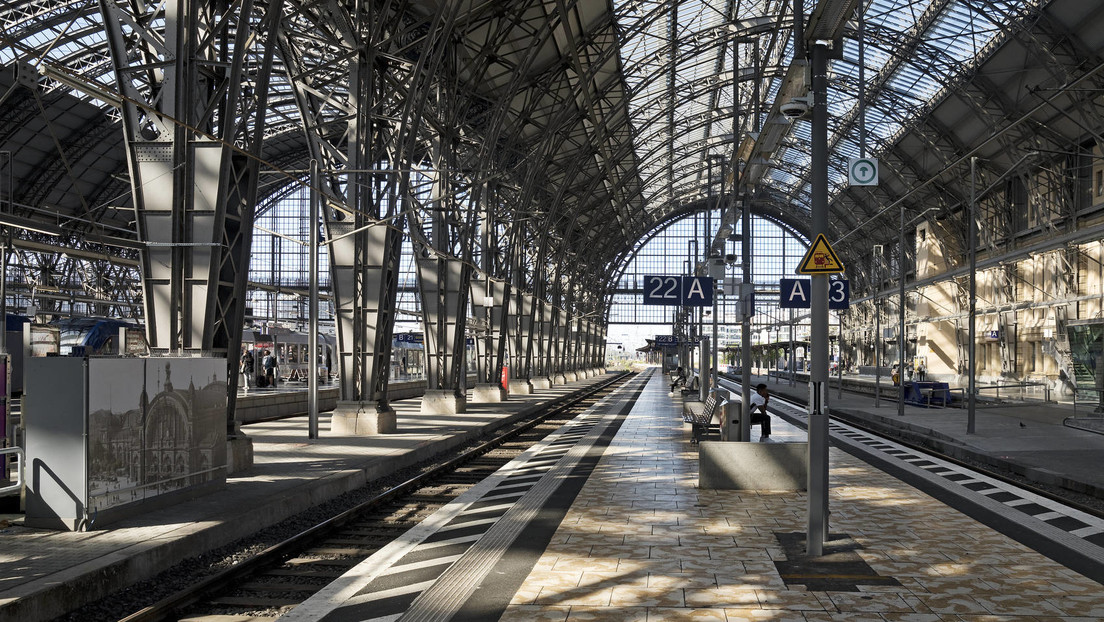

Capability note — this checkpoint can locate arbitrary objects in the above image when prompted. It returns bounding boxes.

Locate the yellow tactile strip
[500,375,1104,621]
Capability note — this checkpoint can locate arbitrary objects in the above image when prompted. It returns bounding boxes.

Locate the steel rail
[717,373,1104,523]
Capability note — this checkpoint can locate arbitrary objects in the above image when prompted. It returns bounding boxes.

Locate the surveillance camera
[780,99,810,120]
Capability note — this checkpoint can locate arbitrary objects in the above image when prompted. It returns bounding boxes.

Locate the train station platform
[0,371,614,622]
[748,372,1104,500]
[282,367,1104,621]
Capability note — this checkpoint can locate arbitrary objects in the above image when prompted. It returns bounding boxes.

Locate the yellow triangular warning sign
[797,233,845,274]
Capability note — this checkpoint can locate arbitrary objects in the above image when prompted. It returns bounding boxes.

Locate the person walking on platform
[750,383,771,441]
[262,350,277,388]
[240,348,254,392]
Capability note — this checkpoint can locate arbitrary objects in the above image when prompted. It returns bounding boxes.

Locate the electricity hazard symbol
[796,234,845,274]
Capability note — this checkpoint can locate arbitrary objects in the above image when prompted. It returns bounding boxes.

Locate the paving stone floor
[500,372,1104,622]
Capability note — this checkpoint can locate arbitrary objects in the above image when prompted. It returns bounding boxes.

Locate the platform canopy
[1,0,1101,306]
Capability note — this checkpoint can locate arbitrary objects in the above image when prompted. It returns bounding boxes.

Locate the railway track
[718,373,1104,518]
[717,374,1104,583]
[109,372,634,622]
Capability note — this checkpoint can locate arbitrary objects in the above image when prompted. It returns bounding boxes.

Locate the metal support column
[898,200,906,418]
[417,255,471,411]
[806,39,831,557]
[100,0,280,438]
[308,160,319,439]
[968,157,977,432]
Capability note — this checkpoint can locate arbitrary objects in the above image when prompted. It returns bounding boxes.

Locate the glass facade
[608,209,808,351]
[246,193,809,353]
[247,184,331,326]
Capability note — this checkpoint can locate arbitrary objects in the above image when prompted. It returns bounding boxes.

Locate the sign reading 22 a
[643,275,714,306]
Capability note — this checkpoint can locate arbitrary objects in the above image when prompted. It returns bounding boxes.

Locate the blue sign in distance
[643,275,714,306]
[779,278,850,309]
[654,335,677,346]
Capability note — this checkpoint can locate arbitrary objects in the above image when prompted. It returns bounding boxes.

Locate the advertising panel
[86,357,227,515]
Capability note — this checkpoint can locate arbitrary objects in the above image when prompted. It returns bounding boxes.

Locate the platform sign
[682,276,713,306]
[643,275,682,305]
[829,279,850,309]
[780,278,810,308]
[643,275,714,306]
[796,234,845,274]
[654,335,678,347]
[780,278,850,309]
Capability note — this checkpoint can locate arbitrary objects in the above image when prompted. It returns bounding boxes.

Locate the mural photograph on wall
[86,358,226,514]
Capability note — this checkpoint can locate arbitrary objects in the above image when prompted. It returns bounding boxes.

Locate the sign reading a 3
[779,278,849,309]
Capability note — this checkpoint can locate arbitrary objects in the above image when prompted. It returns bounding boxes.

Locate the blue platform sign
[643,275,714,306]
[654,335,677,346]
[829,279,850,309]
[682,276,713,306]
[779,278,850,309]
[779,278,810,309]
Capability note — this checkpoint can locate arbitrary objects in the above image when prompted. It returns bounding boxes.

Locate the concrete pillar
[472,383,507,402]
[330,401,397,435]
[508,379,533,395]
[420,389,466,415]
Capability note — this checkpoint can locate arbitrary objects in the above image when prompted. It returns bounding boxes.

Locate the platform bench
[683,393,721,444]
[904,381,953,407]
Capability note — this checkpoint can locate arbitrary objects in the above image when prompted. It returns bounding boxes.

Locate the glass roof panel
[614,0,1034,225]
[3,0,1045,239]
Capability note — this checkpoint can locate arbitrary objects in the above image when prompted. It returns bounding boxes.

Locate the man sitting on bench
[670,366,687,392]
[681,374,700,395]
[750,383,771,441]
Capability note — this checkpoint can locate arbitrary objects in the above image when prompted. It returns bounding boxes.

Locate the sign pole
[308,160,319,440]
[898,199,906,418]
[806,39,831,557]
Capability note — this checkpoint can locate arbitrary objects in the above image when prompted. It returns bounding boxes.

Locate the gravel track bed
[57,432,497,622]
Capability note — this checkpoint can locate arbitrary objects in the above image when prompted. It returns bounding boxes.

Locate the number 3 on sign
[828,279,850,309]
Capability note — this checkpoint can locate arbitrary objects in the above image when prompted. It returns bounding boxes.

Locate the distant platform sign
[654,335,677,346]
[797,234,845,274]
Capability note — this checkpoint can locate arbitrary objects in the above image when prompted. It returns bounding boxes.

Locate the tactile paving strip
[279,372,652,622]
[773,400,1104,554]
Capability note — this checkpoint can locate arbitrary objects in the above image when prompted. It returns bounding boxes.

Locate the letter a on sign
[683,276,713,306]
[797,233,845,274]
[779,278,811,308]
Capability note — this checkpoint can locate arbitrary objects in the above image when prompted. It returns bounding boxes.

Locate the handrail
[0,447,25,497]
[1071,386,1104,416]
[974,381,1051,403]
